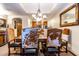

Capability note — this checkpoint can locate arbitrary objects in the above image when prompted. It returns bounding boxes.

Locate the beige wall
[48,14,60,28]
[0,4,30,29]
[0,4,31,38]
[48,4,79,55]
[7,15,29,29]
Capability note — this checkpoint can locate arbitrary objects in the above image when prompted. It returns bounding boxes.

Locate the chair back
[29,29,38,43]
[62,28,70,35]
[22,28,38,48]
[47,28,62,46]
[48,28,62,40]
[62,28,71,41]
[7,28,15,42]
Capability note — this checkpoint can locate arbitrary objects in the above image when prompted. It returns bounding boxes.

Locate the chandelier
[32,4,47,21]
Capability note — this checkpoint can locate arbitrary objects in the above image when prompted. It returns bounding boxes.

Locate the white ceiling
[2,3,73,19]
[20,3,57,14]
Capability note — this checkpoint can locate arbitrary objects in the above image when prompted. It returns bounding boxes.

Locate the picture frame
[0,18,6,28]
[60,3,79,27]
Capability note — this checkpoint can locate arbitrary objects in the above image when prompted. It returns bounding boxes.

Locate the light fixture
[32,4,47,21]
[43,15,47,18]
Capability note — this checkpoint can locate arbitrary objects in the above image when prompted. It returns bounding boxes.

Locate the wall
[63,26,79,55]
[0,4,30,29]
[48,4,79,55]
[48,14,60,28]
[0,4,31,39]
[7,15,29,29]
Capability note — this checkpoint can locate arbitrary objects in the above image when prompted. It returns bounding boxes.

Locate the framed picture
[0,18,6,28]
[60,3,79,27]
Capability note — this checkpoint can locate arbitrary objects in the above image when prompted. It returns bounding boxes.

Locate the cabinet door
[32,21,37,28]
[0,35,4,44]
[43,21,48,28]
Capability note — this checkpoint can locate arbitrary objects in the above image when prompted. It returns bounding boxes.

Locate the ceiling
[20,3,58,14]
[2,3,72,20]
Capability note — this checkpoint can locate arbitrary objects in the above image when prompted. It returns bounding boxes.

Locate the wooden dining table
[38,36,47,52]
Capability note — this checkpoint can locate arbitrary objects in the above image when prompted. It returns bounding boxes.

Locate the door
[13,18,22,37]
[16,23,22,37]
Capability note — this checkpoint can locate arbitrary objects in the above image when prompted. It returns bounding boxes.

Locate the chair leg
[19,48,21,55]
[14,47,16,50]
[58,52,60,56]
[8,43,10,56]
[58,47,60,56]
[66,42,68,53]
[8,47,10,56]
[36,49,38,56]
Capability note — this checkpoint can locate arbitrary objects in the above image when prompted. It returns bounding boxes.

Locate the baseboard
[68,50,77,56]
[63,46,77,56]
[0,43,7,47]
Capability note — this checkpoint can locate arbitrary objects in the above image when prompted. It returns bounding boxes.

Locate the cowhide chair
[23,28,38,56]
[45,28,62,56]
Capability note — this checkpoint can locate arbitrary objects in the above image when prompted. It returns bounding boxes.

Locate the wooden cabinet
[32,21,37,28]
[32,20,48,28]
[0,36,4,44]
[0,31,6,44]
[43,21,48,28]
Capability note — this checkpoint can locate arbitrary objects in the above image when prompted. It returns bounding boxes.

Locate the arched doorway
[13,18,22,37]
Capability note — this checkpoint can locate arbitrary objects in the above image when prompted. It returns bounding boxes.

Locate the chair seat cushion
[24,48,37,53]
[48,47,58,52]
[16,39,21,42]
[10,42,21,47]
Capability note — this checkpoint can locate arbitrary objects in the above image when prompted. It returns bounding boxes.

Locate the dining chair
[45,28,62,56]
[61,28,71,53]
[7,28,21,56]
[23,28,38,56]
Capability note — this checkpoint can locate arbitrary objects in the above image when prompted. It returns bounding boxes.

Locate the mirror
[60,4,79,27]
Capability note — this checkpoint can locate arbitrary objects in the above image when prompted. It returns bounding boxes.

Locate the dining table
[38,35,47,52]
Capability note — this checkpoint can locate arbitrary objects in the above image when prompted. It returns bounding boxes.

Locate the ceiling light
[32,14,36,17]
[36,17,42,21]
[38,13,42,17]
[43,15,47,18]
[34,16,37,19]
[32,3,47,21]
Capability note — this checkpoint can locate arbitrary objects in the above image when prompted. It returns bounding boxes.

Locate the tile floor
[0,44,74,56]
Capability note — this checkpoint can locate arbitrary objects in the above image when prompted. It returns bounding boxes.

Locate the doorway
[13,18,22,37]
